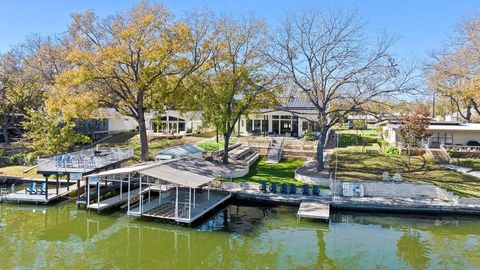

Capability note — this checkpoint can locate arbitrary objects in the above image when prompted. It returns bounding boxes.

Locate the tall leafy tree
[22,110,91,162]
[270,9,416,170]
[186,15,278,164]
[52,2,210,161]
[0,49,44,144]
[428,14,480,121]
[397,106,431,164]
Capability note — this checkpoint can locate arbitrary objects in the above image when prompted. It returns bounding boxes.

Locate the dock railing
[37,148,134,173]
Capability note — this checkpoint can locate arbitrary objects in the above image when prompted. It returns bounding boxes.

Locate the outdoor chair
[382,172,390,181]
[259,181,267,193]
[270,182,278,193]
[36,183,47,195]
[393,172,402,182]
[289,184,297,195]
[312,185,320,196]
[302,184,310,195]
[280,183,288,194]
[25,182,36,195]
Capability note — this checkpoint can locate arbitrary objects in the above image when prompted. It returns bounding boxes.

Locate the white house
[238,98,319,138]
[145,110,203,135]
[378,119,480,148]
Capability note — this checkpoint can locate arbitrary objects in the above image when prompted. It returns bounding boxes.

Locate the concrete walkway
[266,138,284,163]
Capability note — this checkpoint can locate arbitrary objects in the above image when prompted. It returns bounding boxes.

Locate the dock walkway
[297,201,330,220]
[87,188,140,211]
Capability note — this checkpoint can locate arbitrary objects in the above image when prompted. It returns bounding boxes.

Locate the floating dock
[297,201,330,220]
[2,183,82,204]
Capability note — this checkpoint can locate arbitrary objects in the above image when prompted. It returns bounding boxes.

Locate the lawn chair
[382,172,390,181]
[393,172,402,182]
[289,184,297,195]
[259,181,267,193]
[36,182,47,195]
[302,184,310,196]
[312,185,320,196]
[270,182,278,193]
[280,183,288,194]
[25,182,36,195]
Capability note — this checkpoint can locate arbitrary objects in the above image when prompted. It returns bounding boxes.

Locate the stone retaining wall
[330,181,456,202]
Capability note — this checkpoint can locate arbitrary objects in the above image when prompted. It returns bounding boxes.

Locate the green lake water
[0,201,479,270]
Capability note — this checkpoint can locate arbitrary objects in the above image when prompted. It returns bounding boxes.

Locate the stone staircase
[229,145,259,166]
[430,148,450,164]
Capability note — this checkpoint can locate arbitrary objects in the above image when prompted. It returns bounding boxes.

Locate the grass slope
[228,157,305,186]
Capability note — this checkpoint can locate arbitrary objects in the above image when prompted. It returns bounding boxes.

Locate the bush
[378,139,389,149]
[8,152,26,165]
[339,134,364,147]
[385,146,399,155]
[301,127,317,141]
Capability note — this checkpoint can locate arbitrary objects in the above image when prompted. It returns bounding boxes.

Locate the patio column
[45,176,49,200]
[175,186,179,218]
[56,174,59,195]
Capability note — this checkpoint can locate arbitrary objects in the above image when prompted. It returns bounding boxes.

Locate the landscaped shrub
[385,146,399,155]
[301,127,317,141]
[8,152,26,165]
[378,139,389,149]
[339,133,364,147]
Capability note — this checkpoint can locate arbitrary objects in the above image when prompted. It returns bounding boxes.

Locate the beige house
[378,120,480,148]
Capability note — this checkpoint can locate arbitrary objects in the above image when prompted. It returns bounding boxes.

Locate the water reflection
[0,202,480,269]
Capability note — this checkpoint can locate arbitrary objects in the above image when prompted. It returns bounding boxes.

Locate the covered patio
[86,158,233,224]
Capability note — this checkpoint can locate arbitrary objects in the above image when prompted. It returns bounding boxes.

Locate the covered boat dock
[87,158,233,224]
[4,147,133,204]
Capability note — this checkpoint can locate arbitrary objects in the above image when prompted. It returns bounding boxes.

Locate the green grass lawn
[332,147,480,197]
[197,140,235,152]
[332,128,480,197]
[0,165,44,179]
[452,158,480,170]
[226,157,305,186]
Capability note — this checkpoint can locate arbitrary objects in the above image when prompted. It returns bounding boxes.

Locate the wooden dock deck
[2,183,83,204]
[87,188,140,211]
[297,201,330,220]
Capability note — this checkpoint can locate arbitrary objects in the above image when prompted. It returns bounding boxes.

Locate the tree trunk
[137,111,149,162]
[216,126,219,143]
[222,132,230,164]
[2,114,9,145]
[316,129,328,171]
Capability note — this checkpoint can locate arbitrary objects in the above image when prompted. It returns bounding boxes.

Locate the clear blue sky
[1,0,479,62]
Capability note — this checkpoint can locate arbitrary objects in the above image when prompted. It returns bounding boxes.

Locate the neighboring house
[238,98,318,138]
[145,110,203,135]
[347,114,378,129]
[76,108,138,141]
[377,119,480,148]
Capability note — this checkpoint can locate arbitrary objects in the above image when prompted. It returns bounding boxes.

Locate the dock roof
[89,158,230,188]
